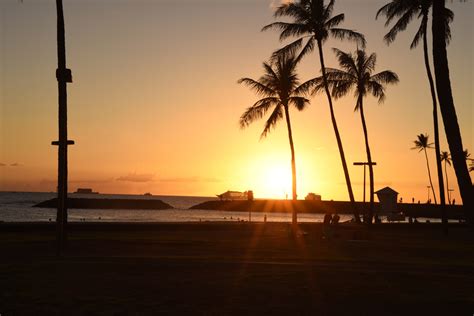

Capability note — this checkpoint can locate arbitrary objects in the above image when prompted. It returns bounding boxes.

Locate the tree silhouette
[432,0,472,224]
[262,0,365,223]
[412,134,437,203]
[377,0,452,230]
[238,52,310,225]
[309,48,398,223]
[440,151,452,204]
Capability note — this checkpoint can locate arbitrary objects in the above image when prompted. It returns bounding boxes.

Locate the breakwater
[34,198,173,210]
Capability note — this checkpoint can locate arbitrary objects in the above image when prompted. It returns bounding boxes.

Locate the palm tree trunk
[422,14,446,230]
[317,40,361,224]
[358,97,375,223]
[283,105,298,226]
[56,0,69,254]
[432,0,473,225]
[424,148,437,203]
[444,160,451,204]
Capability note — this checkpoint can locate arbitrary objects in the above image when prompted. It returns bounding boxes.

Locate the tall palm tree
[432,0,472,224]
[440,151,452,204]
[412,134,437,203]
[262,0,365,223]
[377,0,453,228]
[238,52,310,225]
[309,49,398,223]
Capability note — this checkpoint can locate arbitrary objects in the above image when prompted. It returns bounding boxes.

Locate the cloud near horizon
[158,176,221,183]
[117,173,155,183]
[10,163,22,167]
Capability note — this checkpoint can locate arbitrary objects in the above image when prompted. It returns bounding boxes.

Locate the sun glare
[260,163,292,199]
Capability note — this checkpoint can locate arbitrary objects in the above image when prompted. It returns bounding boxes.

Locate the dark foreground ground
[1,222,473,315]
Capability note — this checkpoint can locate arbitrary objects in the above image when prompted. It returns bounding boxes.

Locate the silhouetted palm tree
[432,0,472,223]
[440,151,452,204]
[377,0,453,227]
[412,134,437,203]
[238,52,310,225]
[309,49,398,223]
[262,0,365,223]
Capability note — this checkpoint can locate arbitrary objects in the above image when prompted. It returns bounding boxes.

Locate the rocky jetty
[34,198,173,210]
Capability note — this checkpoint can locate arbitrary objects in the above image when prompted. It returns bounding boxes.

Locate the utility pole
[53,0,74,255]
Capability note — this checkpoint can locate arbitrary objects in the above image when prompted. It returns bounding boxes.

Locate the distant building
[74,188,99,194]
[217,190,253,201]
[305,193,321,201]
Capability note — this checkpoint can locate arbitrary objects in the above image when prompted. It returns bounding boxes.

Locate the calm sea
[0,191,340,223]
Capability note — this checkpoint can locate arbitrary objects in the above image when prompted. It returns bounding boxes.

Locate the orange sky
[1,0,472,202]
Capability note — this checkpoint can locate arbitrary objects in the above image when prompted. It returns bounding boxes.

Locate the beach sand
[1,222,473,315]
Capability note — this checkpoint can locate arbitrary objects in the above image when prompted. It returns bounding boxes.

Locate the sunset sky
[1,0,472,202]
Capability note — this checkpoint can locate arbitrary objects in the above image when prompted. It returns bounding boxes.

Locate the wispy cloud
[117,173,155,183]
[0,163,6,167]
[10,163,22,167]
[158,176,221,183]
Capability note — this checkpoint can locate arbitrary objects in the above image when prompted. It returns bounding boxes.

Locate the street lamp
[353,161,377,203]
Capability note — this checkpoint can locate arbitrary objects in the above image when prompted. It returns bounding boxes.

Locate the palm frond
[324,13,344,29]
[371,70,399,85]
[237,78,276,97]
[410,14,426,49]
[289,96,310,111]
[261,104,284,139]
[239,97,279,129]
[330,28,366,48]
[271,38,304,62]
[383,7,418,44]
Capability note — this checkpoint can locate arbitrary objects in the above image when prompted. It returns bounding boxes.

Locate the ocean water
[0,191,341,223]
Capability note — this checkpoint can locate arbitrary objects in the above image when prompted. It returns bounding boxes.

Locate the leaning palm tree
[262,0,365,223]
[412,134,437,203]
[432,0,472,224]
[440,151,452,204]
[238,52,310,225]
[309,49,398,223]
[377,0,453,226]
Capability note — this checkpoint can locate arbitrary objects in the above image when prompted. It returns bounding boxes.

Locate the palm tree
[262,0,365,223]
[238,52,310,225]
[377,0,453,228]
[432,0,473,224]
[412,134,437,203]
[440,151,452,204]
[309,49,398,223]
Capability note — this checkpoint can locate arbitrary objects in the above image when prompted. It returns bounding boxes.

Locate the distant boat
[74,188,99,194]
[144,192,152,196]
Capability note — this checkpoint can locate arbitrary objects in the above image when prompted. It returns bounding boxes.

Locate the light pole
[53,0,74,255]
[353,162,377,203]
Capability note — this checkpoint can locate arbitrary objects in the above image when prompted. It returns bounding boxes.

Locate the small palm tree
[412,134,437,203]
[238,52,310,225]
[440,151,452,204]
[309,49,398,223]
[262,0,365,223]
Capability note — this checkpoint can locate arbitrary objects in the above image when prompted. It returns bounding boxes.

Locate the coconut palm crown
[262,0,366,61]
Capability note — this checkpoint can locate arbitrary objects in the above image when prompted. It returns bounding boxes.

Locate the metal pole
[363,164,366,203]
[54,0,73,255]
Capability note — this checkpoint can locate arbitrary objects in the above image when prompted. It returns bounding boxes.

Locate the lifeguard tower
[375,187,405,222]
